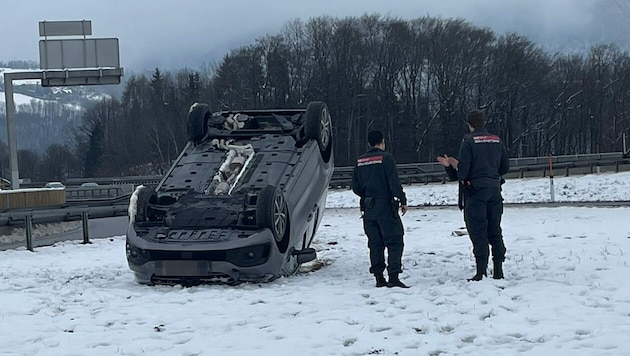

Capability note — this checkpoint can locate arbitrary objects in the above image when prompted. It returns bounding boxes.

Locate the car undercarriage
[126,101,334,285]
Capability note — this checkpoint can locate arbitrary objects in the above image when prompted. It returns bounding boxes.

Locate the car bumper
[126,224,286,285]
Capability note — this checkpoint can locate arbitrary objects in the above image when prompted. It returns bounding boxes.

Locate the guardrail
[0,203,128,251]
[63,176,161,188]
[0,201,128,224]
[7,153,629,217]
[65,186,131,201]
[2,152,629,251]
[25,152,630,191]
[330,152,630,188]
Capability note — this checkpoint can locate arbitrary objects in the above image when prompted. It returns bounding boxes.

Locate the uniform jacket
[457,127,510,189]
[351,148,407,207]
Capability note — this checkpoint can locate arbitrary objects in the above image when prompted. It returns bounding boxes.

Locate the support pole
[3,71,46,190]
[25,215,33,251]
[3,73,20,190]
[81,211,90,244]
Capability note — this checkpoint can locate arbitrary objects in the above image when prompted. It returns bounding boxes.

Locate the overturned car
[126,101,334,285]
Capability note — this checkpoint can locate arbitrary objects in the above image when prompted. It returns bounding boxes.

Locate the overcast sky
[0,0,618,72]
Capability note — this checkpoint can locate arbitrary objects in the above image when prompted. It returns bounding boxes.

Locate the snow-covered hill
[0,67,118,152]
[0,67,114,112]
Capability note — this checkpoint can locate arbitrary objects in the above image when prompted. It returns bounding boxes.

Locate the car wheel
[187,103,211,143]
[305,101,333,162]
[134,186,157,223]
[256,185,289,251]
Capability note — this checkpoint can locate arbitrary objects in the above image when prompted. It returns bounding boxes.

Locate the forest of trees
[0,60,39,70]
[2,15,630,181]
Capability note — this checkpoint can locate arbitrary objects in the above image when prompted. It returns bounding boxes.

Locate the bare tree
[485,33,552,157]
[41,144,74,181]
[425,18,494,157]
[17,150,40,182]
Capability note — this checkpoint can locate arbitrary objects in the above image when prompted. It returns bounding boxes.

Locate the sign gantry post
[2,20,123,189]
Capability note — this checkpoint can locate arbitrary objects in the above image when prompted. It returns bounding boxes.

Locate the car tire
[305,101,333,162]
[256,185,289,251]
[134,186,157,223]
[187,103,211,143]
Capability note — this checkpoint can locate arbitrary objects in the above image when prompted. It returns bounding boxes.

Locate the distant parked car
[126,101,334,286]
[80,182,99,188]
[44,181,65,189]
[0,178,10,190]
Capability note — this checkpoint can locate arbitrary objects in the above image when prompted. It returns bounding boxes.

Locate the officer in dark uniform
[352,130,409,288]
[437,110,509,281]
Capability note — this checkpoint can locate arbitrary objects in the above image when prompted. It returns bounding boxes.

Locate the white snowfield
[1,172,629,355]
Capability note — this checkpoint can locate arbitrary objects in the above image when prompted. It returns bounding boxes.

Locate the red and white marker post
[548,154,555,202]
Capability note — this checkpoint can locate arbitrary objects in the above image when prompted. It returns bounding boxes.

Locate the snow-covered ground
[328,171,630,208]
[1,172,629,355]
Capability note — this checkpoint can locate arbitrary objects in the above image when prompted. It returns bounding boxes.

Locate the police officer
[438,110,509,281]
[352,130,409,288]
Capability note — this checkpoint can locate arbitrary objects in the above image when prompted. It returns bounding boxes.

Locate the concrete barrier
[0,189,66,209]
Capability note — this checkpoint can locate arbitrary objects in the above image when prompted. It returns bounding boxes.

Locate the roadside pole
[3,74,20,190]
[4,71,48,189]
[548,154,555,202]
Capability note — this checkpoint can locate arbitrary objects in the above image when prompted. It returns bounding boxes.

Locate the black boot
[493,259,504,279]
[387,273,409,288]
[467,258,487,282]
[374,273,387,288]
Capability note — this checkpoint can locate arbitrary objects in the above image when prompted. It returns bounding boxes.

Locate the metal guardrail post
[25,215,33,251]
[81,211,90,244]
